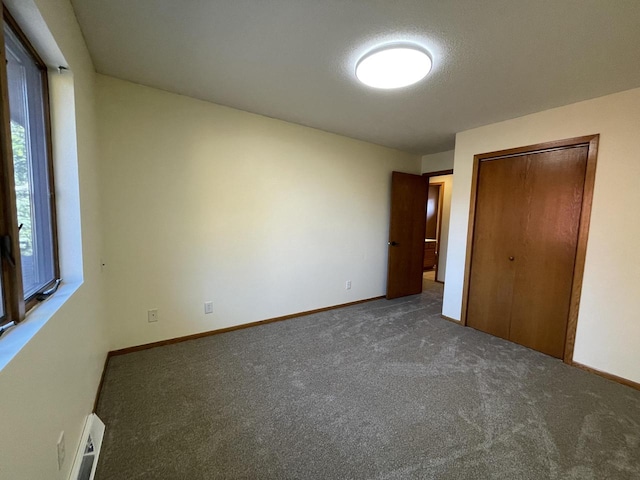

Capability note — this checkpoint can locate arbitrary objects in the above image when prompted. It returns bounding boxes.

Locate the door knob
[509,256,515,261]
[389,241,399,247]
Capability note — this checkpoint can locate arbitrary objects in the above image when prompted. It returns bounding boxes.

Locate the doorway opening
[386,168,452,300]
[422,170,453,288]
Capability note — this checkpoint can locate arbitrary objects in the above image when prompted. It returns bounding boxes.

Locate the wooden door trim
[564,135,599,363]
[460,158,481,328]
[460,134,599,365]
[428,182,445,281]
[422,169,453,180]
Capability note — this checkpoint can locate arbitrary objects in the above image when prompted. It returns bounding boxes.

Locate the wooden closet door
[508,147,588,358]
[466,156,526,340]
[466,145,589,359]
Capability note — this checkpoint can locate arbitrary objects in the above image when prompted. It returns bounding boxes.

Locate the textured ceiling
[70,0,640,154]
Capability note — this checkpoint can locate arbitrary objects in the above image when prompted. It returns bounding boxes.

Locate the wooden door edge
[460,158,481,326]
[562,134,599,363]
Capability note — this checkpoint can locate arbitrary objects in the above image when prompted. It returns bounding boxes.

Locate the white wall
[0,1,107,479]
[444,87,640,383]
[429,174,453,283]
[96,75,420,350]
[421,150,454,173]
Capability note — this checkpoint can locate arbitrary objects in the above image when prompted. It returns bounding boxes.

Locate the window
[0,7,58,329]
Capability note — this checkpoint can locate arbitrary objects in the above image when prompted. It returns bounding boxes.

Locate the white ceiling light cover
[356,46,432,89]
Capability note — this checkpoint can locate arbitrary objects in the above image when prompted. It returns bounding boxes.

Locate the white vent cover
[69,413,105,480]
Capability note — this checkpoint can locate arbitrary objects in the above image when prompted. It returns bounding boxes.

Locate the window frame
[0,6,59,327]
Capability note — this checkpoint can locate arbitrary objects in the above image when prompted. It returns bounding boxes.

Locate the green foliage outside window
[11,120,32,256]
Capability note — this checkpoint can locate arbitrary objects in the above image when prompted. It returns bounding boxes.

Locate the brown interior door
[466,146,588,358]
[386,172,428,299]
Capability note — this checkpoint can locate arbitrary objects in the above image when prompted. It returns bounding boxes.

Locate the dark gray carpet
[95,282,640,479]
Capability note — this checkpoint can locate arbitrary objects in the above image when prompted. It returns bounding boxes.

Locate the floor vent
[70,413,105,480]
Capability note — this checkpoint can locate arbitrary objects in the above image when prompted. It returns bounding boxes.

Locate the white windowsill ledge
[0,280,82,371]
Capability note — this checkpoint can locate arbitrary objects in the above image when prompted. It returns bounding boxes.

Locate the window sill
[0,280,82,371]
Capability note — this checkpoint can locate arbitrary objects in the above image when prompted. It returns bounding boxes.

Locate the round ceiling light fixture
[355,44,432,89]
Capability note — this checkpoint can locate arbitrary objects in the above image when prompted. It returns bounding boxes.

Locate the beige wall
[0,1,108,479]
[429,174,453,283]
[422,150,454,173]
[444,87,640,383]
[96,75,420,350]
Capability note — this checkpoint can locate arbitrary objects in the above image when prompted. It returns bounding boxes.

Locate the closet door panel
[466,157,525,340]
[508,147,588,358]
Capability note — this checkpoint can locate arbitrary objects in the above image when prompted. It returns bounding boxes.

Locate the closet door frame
[460,134,599,364]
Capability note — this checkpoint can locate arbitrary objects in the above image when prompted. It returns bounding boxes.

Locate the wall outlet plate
[147,309,158,322]
[204,301,213,314]
[345,280,352,290]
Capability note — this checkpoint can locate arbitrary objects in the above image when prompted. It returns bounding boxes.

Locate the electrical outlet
[204,301,213,314]
[147,309,158,322]
[346,280,352,290]
[57,431,65,470]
